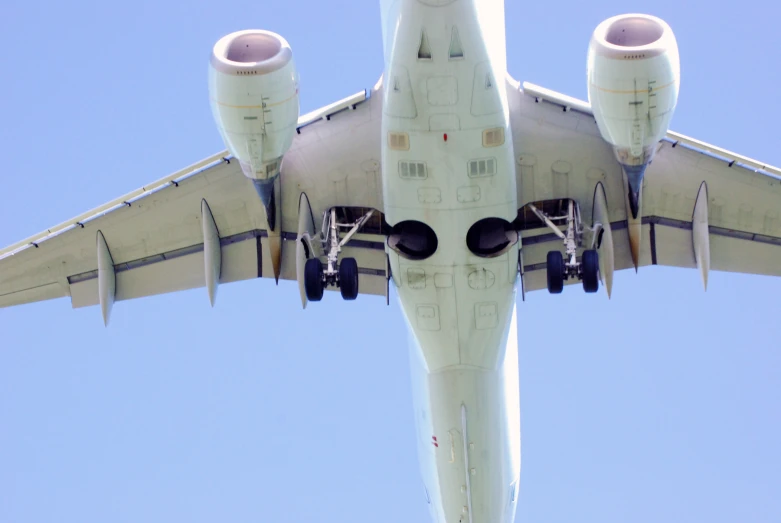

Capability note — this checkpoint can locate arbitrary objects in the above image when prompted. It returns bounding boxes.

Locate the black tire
[582,249,599,293]
[546,251,564,294]
[339,257,359,300]
[304,258,324,302]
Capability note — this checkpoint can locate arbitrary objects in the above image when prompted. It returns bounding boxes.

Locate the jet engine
[208,30,300,181]
[587,14,680,217]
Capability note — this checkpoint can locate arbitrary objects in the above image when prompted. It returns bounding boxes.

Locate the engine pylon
[252,175,283,282]
[262,176,283,283]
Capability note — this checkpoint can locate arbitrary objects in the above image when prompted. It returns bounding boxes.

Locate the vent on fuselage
[468,158,496,178]
[449,27,464,59]
[399,161,428,179]
[388,132,410,151]
[418,31,432,60]
[482,127,505,147]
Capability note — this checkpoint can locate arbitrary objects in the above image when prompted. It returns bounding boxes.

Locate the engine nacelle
[587,14,680,165]
[209,30,299,180]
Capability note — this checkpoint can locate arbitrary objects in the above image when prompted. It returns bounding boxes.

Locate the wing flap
[712,234,781,277]
[653,222,781,277]
[68,232,388,308]
[69,235,261,308]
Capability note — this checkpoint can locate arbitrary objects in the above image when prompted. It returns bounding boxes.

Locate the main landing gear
[304,207,374,302]
[528,199,600,294]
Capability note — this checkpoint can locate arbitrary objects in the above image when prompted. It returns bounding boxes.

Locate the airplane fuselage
[379,1,521,522]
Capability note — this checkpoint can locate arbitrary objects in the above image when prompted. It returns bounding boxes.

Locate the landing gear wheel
[339,257,359,300]
[582,249,599,293]
[546,251,564,294]
[304,258,324,301]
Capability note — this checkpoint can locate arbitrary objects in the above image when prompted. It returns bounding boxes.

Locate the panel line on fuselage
[461,404,474,523]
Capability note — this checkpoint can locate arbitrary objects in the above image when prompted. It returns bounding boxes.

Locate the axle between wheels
[304,256,359,301]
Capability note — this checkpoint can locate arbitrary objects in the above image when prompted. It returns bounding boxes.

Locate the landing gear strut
[303,207,373,302]
[528,199,599,294]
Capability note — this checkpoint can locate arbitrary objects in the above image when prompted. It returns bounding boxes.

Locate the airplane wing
[508,78,781,295]
[5,75,779,313]
[0,83,388,318]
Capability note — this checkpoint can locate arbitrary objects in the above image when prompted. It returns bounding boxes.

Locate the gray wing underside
[0,84,388,310]
[508,78,781,293]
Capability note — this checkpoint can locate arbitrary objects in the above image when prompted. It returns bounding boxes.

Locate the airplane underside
[4,0,779,521]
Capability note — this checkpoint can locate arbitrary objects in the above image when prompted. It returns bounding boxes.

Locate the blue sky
[1,1,779,522]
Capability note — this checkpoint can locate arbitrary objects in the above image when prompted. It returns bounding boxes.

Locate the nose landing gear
[528,199,600,294]
[303,207,373,302]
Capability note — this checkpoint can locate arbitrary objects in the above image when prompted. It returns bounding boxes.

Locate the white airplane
[1,1,780,522]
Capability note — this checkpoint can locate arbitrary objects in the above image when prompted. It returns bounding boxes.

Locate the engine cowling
[208,30,299,180]
[587,14,679,220]
[587,14,680,163]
